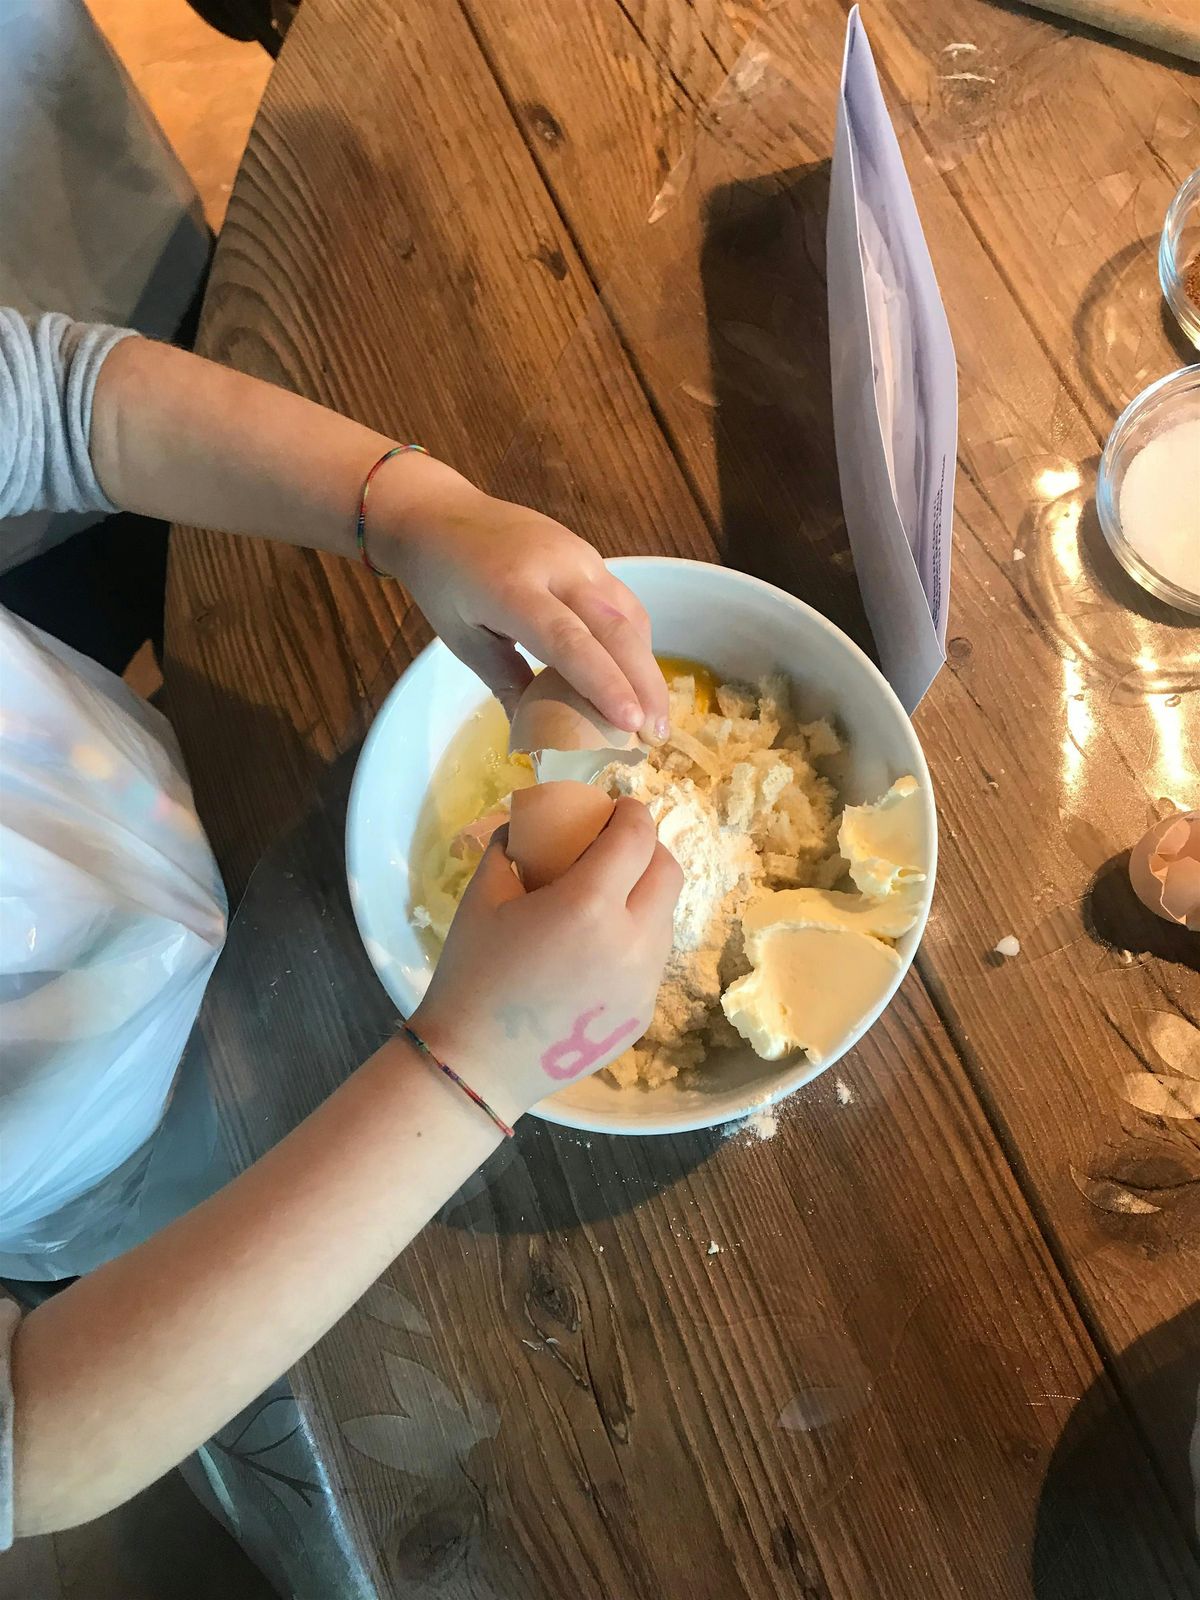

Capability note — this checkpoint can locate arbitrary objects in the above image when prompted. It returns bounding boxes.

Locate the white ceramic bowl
[347,557,936,1135]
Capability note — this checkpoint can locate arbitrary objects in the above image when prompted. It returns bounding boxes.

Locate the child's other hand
[378,460,668,739]
[411,800,681,1123]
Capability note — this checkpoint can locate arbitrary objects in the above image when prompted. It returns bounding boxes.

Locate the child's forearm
[9,1036,501,1537]
[89,334,472,566]
[88,331,670,736]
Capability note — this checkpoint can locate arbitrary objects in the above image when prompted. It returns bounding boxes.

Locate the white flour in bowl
[599,670,845,1088]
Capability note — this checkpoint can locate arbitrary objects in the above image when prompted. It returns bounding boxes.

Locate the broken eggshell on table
[1128,810,1200,932]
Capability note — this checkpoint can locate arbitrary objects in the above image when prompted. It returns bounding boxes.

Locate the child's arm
[12,1032,498,1539]
[90,334,668,737]
[11,802,680,1536]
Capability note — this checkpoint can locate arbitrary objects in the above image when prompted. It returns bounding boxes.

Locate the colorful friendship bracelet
[400,1022,516,1140]
[355,443,429,576]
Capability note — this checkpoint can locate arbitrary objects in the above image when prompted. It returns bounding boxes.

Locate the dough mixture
[597,670,846,1087]
[412,667,926,1091]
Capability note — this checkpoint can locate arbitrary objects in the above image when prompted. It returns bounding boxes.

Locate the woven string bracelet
[355,444,429,576]
[400,1022,515,1140]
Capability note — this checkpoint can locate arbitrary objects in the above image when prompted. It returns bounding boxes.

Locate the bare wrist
[364,450,482,574]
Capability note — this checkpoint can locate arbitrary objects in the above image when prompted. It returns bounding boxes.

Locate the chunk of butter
[722,926,901,1062]
[838,776,925,899]
[742,884,922,951]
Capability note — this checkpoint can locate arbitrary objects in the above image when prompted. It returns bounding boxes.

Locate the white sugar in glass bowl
[346,557,937,1136]
[1097,366,1200,615]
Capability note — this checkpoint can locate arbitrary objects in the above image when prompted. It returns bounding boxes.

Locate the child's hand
[379,460,668,739]
[410,799,681,1123]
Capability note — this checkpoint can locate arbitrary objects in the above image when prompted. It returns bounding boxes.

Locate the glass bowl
[1097,366,1200,615]
[1159,168,1200,348]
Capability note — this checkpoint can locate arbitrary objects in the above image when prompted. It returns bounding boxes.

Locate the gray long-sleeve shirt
[0,307,133,541]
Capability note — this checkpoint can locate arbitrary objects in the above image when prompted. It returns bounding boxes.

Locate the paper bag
[827,6,957,712]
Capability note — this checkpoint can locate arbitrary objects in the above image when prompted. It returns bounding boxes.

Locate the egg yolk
[656,654,720,714]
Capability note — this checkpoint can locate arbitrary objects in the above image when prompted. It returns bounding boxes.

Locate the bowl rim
[347,555,938,1136]
[1096,366,1200,617]
[1158,166,1200,346]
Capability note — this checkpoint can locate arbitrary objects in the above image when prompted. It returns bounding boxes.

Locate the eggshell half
[508,781,615,891]
[509,669,641,760]
[1129,810,1200,931]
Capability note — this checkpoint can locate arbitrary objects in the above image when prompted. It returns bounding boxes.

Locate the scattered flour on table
[728,1104,779,1141]
[834,1077,854,1106]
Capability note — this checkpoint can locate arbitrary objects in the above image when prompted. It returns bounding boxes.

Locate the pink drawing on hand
[540,1006,641,1081]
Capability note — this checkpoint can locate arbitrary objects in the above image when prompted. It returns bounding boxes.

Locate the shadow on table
[699,161,875,655]
[1015,471,1200,659]
[162,661,338,908]
[1085,850,1200,969]
[1073,235,1197,409]
[1032,1302,1200,1597]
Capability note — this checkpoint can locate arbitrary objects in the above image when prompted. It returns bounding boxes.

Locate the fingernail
[622,704,643,731]
[655,716,670,740]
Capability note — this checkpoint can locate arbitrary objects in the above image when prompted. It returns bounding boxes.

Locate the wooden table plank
[467,0,873,639]
[162,0,1200,1591]
[776,0,1200,1519]
[838,0,1200,1523]
[457,0,1200,1533]
[199,754,1199,1598]
[165,0,721,897]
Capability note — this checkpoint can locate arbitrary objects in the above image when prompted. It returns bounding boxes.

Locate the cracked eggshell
[509,669,642,763]
[1128,810,1200,931]
[449,809,508,861]
[508,781,614,892]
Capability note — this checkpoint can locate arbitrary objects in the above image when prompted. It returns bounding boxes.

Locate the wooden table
[165,1,1200,1595]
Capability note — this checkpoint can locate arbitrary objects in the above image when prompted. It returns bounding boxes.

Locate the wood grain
[164,0,715,894]
[163,0,1200,1593]
[198,753,1200,1598]
[460,0,1200,1534]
